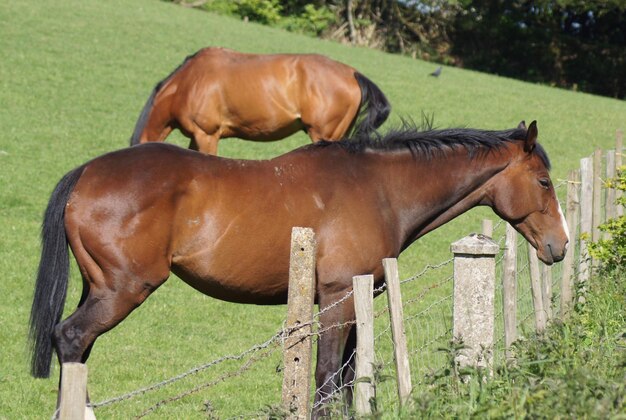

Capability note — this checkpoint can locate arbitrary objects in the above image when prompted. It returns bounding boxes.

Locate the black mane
[314,124,551,170]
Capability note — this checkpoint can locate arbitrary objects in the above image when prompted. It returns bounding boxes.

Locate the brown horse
[31,121,568,417]
[129,47,391,154]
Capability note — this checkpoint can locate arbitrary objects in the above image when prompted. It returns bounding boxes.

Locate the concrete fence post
[282,227,316,419]
[451,234,499,370]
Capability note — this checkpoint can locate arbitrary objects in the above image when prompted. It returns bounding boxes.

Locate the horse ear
[517,120,526,130]
[524,120,538,153]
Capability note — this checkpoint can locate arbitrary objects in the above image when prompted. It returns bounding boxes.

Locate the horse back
[158,48,361,140]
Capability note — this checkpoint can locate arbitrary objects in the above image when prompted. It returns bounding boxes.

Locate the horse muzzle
[538,239,568,265]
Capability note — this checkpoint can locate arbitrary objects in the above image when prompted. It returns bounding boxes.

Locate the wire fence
[83,142,622,418]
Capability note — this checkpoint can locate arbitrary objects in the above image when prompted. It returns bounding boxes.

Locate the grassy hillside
[1,0,625,418]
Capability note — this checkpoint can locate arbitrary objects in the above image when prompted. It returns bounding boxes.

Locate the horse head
[489,121,569,264]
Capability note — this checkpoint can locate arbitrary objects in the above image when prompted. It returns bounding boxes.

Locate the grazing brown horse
[31,121,568,417]
[129,47,391,154]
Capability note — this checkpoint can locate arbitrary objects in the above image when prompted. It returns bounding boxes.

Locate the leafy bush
[199,0,335,36]
[199,0,281,25]
[235,0,282,25]
[278,4,336,37]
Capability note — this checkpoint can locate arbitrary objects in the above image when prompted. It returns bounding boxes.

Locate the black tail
[129,50,201,146]
[29,165,85,378]
[351,72,391,137]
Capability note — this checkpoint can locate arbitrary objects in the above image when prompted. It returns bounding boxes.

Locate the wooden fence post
[451,234,498,369]
[282,227,316,419]
[482,219,493,237]
[502,223,517,360]
[616,129,623,217]
[353,274,375,416]
[579,157,593,284]
[59,363,89,420]
[528,244,547,332]
[542,264,552,321]
[382,258,412,406]
[606,150,616,226]
[592,148,603,244]
[560,170,580,319]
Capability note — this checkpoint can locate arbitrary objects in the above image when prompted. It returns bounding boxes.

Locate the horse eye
[539,178,551,189]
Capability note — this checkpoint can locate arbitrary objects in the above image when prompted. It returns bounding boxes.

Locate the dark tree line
[174,0,626,98]
[339,0,626,98]
[450,1,626,99]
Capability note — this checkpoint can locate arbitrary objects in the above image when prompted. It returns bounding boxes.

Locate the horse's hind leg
[305,108,359,142]
[300,90,360,143]
[53,273,167,415]
[54,272,166,364]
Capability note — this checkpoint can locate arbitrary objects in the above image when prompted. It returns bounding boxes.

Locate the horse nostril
[547,243,566,262]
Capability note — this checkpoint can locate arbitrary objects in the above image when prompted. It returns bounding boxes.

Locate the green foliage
[588,166,626,273]
[197,0,237,16]
[451,1,626,98]
[236,0,282,25]
[411,269,626,418]
[200,0,335,36]
[200,0,282,25]
[278,4,336,36]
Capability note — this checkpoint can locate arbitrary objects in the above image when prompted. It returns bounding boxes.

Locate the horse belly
[227,118,303,141]
[215,65,303,140]
[221,95,302,141]
[171,240,291,305]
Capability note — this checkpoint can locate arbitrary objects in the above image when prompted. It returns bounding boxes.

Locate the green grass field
[1,0,625,418]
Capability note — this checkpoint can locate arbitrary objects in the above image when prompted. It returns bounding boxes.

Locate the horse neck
[369,146,512,250]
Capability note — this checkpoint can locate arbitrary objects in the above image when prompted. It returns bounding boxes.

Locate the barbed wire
[400,258,453,285]
[90,328,288,409]
[310,349,356,412]
[136,341,281,418]
[89,236,462,409]
[403,289,453,325]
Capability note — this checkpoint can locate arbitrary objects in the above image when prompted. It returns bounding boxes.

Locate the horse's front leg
[312,292,357,419]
